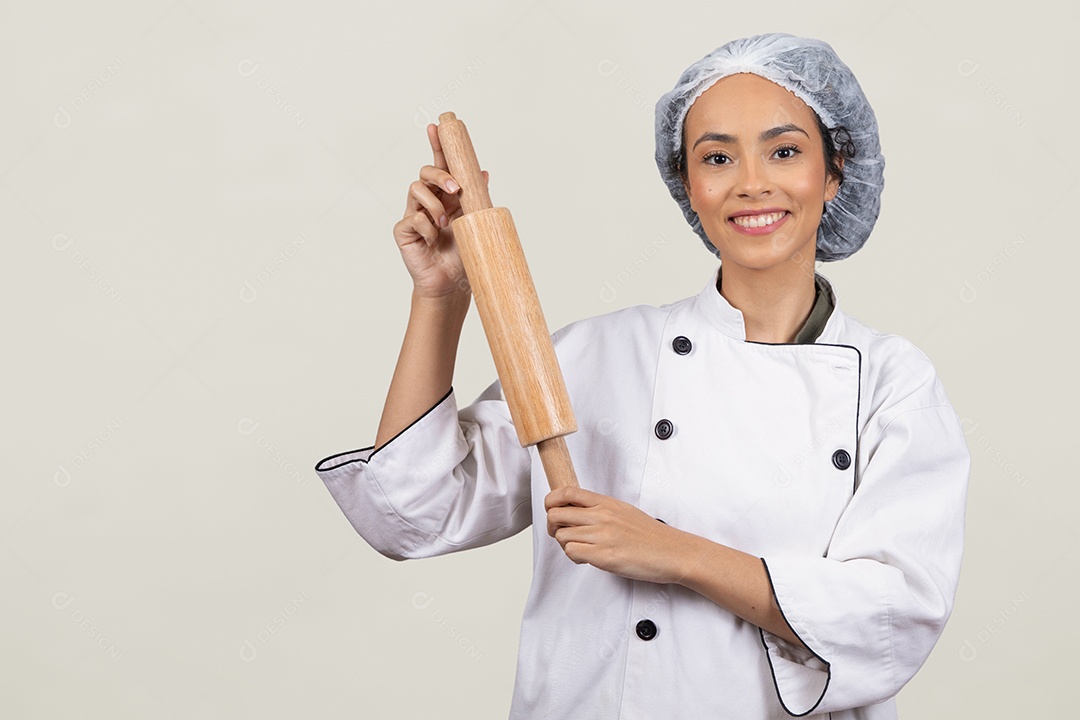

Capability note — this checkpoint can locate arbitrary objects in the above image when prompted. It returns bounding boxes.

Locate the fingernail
[438,214,448,228]
[444,180,459,193]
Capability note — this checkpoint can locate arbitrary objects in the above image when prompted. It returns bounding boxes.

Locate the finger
[413,210,441,243]
[548,504,591,524]
[419,164,460,195]
[546,506,593,540]
[544,486,599,512]
[558,522,600,539]
[558,538,589,565]
[405,179,449,228]
[561,544,587,565]
[546,508,561,537]
[544,488,570,512]
[395,210,440,246]
[546,507,570,537]
[427,123,448,171]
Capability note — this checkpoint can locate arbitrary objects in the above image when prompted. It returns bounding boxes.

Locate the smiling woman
[314,31,969,720]
[678,73,846,342]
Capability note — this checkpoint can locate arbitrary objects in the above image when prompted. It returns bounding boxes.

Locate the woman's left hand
[545,486,686,584]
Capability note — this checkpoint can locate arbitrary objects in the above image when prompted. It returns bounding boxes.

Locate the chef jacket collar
[697,263,840,344]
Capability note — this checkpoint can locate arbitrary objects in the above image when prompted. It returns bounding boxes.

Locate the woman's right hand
[393,123,489,299]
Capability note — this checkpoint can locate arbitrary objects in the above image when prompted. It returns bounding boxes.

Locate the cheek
[783,172,823,206]
[686,170,724,203]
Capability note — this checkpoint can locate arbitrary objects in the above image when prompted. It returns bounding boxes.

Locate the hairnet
[654,33,885,262]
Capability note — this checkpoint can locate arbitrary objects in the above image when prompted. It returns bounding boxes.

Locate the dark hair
[814,113,856,188]
[676,112,856,190]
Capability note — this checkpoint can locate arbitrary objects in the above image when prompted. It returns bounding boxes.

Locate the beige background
[2,0,1072,717]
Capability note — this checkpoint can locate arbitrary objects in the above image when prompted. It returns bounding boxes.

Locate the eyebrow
[691,123,810,150]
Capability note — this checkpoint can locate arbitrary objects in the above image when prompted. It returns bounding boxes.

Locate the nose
[735,154,772,198]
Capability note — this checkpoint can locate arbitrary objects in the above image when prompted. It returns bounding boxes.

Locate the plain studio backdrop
[1,0,1072,717]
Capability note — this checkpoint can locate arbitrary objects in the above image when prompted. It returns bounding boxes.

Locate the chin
[709,231,816,271]
[719,254,793,272]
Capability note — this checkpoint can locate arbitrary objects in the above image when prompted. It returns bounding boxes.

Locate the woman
[314,33,970,718]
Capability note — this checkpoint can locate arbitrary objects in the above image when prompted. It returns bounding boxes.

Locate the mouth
[728,210,790,234]
[729,210,788,228]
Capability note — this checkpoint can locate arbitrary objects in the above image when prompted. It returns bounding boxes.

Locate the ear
[824,156,844,203]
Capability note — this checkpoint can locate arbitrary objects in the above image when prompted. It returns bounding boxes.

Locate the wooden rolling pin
[436,112,579,490]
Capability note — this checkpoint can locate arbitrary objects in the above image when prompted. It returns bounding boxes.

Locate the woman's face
[682,73,841,274]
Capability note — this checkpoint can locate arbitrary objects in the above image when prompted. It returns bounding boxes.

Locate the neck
[718,260,817,343]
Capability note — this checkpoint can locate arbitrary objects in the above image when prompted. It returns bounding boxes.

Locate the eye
[774,144,801,159]
[702,151,729,165]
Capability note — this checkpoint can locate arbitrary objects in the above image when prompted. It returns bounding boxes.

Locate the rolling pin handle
[537,437,580,490]
[436,114,493,214]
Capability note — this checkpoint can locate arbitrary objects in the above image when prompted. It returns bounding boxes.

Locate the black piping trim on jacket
[849,345,862,494]
[758,557,832,717]
[744,340,863,495]
[313,386,455,472]
[745,333,862,714]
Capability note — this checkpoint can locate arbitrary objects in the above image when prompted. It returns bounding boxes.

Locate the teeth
[732,211,786,228]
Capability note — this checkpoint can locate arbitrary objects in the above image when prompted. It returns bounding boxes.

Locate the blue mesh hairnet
[654,33,885,262]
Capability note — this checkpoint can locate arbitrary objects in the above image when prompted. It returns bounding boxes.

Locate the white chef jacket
[314,264,970,719]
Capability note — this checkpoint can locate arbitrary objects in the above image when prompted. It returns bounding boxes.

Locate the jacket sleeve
[758,381,971,715]
[312,380,534,560]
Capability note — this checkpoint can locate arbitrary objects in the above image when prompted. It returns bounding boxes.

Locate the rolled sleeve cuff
[313,387,464,559]
[759,558,831,717]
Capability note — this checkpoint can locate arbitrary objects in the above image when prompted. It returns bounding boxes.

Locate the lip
[728,210,790,235]
[728,207,788,219]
